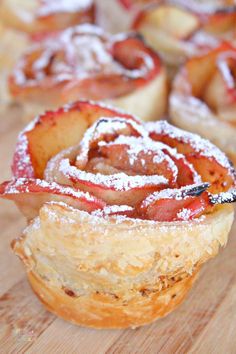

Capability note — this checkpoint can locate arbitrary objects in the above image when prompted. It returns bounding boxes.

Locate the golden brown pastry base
[28,269,199,329]
[12,203,234,329]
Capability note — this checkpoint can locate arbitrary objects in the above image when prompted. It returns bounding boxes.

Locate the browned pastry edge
[27,269,199,329]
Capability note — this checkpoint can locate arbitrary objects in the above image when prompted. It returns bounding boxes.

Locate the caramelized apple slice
[166,153,200,187]
[139,183,212,222]
[44,116,170,206]
[76,116,146,169]
[184,43,234,97]
[99,140,177,185]
[0,178,105,219]
[147,120,235,193]
[55,157,168,206]
[203,51,236,123]
[111,33,161,84]
[12,101,136,179]
[186,155,235,193]
[203,11,236,34]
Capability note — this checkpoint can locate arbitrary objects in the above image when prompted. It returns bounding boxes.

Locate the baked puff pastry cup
[132,0,236,69]
[1,100,236,329]
[8,24,167,122]
[0,0,95,35]
[170,43,236,165]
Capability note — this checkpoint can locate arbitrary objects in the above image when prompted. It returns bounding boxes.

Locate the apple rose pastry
[0,0,95,34]
[0,1,95,102]
[8,24,167,122]
[0,101,235,329]
[132,0,236,69]
[170,43,236,165]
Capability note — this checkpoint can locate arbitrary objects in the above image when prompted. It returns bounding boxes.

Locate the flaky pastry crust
[12,202,233,329]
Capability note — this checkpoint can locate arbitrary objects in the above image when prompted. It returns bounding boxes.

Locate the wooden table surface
[1,106,236,354]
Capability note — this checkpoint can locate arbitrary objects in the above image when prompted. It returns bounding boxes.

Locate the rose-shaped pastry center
[1,101,235,222]
[42,114,234,221]
[10,25,160,100]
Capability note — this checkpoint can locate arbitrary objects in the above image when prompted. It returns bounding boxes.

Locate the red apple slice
[203,11,236,34]
[111,32,161,84]
[43,116,173,206]
[203,51,236,122]
[0,178,105,220]
[75,116,146,169]
[166,152,200,187]
[184,42,235,97]
[139,183,212,221]
[147,120,235,192]
[57,157,168,206]
[99,140,177,184]
[186,155,235,193]
[12,101,138,179]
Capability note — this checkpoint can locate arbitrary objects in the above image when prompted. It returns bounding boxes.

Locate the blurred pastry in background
[0,23,29,104]
[132,0,236,72]
[0,0,96,104]
[170,42,236,165]
[0,0,95,34]
[9,24,167,121]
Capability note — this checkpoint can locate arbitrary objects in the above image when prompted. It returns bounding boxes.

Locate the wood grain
[0,107,236,354]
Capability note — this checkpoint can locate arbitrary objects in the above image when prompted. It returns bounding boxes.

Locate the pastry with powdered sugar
[1,100,235,328]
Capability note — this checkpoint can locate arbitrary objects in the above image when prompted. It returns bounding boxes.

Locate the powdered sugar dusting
[91,204,133,217]
[9,100,236,224]
[102,135,179,179]
[59,158,168,191]
[146,120,234,173]
[176,208,192,221]
[38,0,93,17]
[210,189,236,204]
[3,177,102,204]
[142,183,209,207]
[77,116,147,166]
[12,24,159,96]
